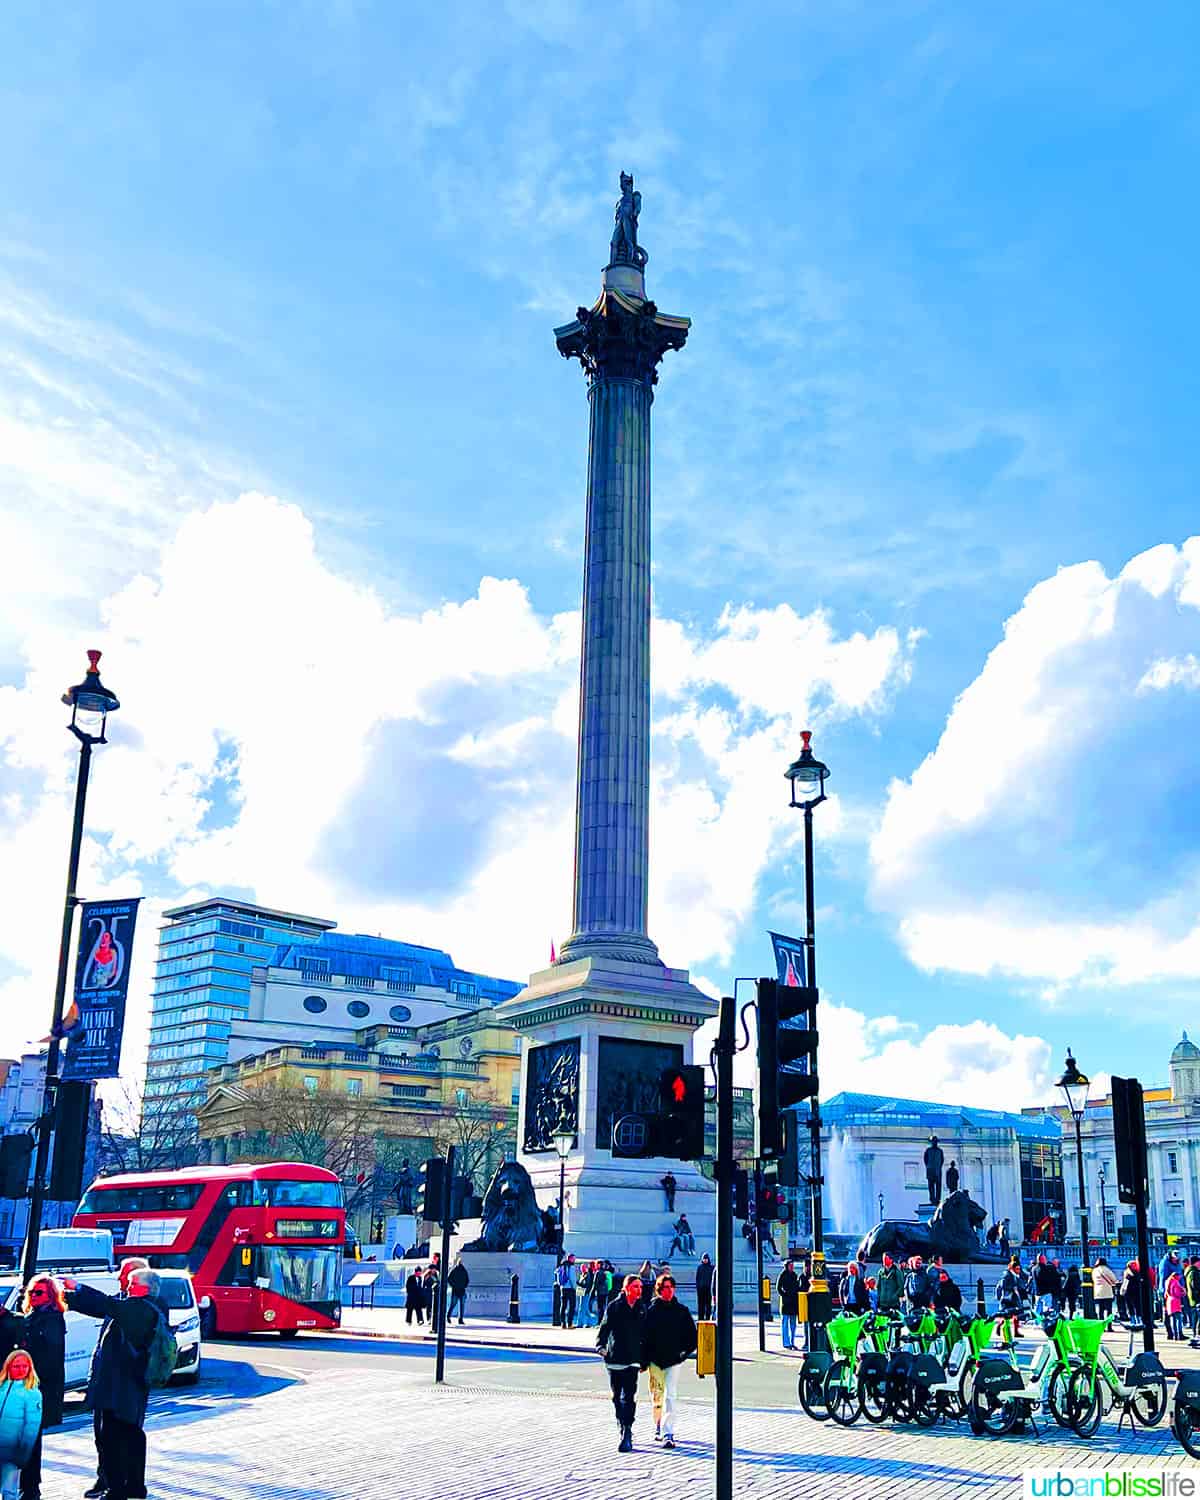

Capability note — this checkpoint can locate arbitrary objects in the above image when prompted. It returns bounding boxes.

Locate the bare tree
[98,1079,201,1174]
[426,1090,516,1190]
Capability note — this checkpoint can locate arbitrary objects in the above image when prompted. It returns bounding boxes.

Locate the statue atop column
[924,1134,944,1205]
[609,171,648,270]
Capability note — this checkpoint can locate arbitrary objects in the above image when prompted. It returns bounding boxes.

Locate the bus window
[255,1180,342,1209]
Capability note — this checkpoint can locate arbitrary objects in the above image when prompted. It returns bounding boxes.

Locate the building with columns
[1050,1033,1200,1240]
[821,1092,1064,1243]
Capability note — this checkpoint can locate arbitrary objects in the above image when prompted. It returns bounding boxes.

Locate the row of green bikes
[796,1307,1200,1458]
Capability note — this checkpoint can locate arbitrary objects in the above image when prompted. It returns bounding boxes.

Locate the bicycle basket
[965,1317,996,1360]
[1063,1317,1107,1362]
[827,1314,868,1358]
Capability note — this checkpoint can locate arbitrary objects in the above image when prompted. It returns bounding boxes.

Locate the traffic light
[757,1180,781,1223]
[0,1135,33,1200]
[448,1174,474,1222]
[1112,1076,1148,1207]
[48,1082,92,1202]
[756,979,819,1160]
[657,1065,706,1160]
[416,1157,448,1224]
[732,1167,749,1220]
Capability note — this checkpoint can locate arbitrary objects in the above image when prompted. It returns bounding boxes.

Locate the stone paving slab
[31,1353,1200,1500]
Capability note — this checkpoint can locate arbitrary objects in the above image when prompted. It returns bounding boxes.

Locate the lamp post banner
[768,931,807,988]
[63,897,141,1080]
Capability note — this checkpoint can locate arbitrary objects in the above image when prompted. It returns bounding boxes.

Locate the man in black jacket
[446,1257,470,1325]
[777,1260,801,1351]
[695,1255,714,1321]
[596,1275,646,1452]
[64,1267,164,1500]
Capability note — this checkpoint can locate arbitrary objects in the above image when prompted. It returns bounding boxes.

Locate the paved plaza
[27,1328,1200,1500]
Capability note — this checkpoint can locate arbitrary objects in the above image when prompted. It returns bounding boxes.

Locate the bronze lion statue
[462,1160,551,1253]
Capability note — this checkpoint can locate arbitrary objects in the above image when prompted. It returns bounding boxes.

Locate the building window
[347,1001,371,1019]
[511,1075,520,1106]
[903,1161,922,1189]
[389,1005,412,1023]
[303,996,328,1014]
[303,1076,319,1094]
[301,958,330,977]
[346,1079,363,1097]
[1168,1150,1179,1174]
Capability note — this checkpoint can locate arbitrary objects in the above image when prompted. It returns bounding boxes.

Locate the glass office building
[145,898,335,1132]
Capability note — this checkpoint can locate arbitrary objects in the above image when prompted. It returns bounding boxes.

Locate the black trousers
[95,1410,146,1500]
[560,1288,577,1327]
[697,1291,713,1321]
[19,1428,41,1498]
[608,1366,638,1428]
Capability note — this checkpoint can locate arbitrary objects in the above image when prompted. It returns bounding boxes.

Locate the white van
[0,1264,202,1388]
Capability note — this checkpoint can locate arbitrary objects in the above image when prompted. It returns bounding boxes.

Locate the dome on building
[1171,1031,1200,1063]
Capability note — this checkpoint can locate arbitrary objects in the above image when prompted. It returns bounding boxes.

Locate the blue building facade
[145,898,336,1128]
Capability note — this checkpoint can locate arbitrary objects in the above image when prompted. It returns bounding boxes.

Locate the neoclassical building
[1055,1033,1200,1240]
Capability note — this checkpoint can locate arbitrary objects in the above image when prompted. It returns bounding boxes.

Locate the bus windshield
[259,1246,340,1304]
[255,1180,342,1209]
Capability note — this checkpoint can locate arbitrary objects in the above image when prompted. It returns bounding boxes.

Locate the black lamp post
[551,1123,574,1325]
[1097,1167,1108,1243]
[784,730,828,1254]
[1056,1048,1094,1316]
[21,651,119,1284]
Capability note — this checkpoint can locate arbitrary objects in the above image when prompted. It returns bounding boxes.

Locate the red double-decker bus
[73,1162,344,1337]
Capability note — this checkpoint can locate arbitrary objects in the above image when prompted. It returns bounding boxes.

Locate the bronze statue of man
[924,1134,945,1205]
[610,171,648,269]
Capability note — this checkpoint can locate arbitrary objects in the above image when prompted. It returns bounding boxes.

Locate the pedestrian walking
[1122,1260,1148,1329]
[876,1254,902,1317]
[596,1275,647,1453]
[1165,1268,1187,1341]
[422,1263,440,1326]
[640,1275,696,1449]
[1063,1265,1081,1319]
[556,1257,578,1328]
[0,1274,66,1500]
[446,1256,470,1326]
[1092,1258,1118,1322]
[63,1267,169,1500]
[996,1256,1025,1337]
[1033,1255,1062,1320]
[1186,1256,1200,1340]
[839,1262,870,1315]
[0,1352,42,1500]
[405,1268,426,1326]
[695,1254,714,1322]
[776,1260,800,1350]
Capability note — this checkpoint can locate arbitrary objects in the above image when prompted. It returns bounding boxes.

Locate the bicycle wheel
[957,1357,977,1411]
[1127,1374,1168,1428]
[969,1384,1018,1436]
[798,1361,831,1421]
[1174,1401,1200,1460]
[1067,1368,1102,1437]
[908,1383,939,1428]
[860,1371,890,1425]
[1047,1365,1075,1427]
[825,1360,862,1426]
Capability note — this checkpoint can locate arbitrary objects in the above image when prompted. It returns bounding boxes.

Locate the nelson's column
[497,175,717,1262]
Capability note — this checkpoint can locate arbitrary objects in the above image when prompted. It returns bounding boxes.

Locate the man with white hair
[64,1265,166,1500]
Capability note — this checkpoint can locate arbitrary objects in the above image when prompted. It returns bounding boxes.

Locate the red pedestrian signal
[671,1074,686,1104]
[657,1065,706,1161]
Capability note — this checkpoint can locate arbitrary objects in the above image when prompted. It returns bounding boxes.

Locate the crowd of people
[0,1256,175,1500]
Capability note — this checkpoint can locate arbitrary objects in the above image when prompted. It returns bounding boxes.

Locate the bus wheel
[277,1329,300,1340]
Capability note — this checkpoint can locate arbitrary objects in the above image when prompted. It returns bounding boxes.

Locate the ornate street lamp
[22,651,120,1284]
[1056,1049,1094,1314]
[785,730,830,1352]
[551,1124,574,1319]
[1097,1167,1108,1242]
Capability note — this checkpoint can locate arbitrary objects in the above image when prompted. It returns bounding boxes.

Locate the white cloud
[0,492,916,1072]
[871,537,1200,989]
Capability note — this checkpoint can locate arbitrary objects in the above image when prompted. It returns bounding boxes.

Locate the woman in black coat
[2,1274,67,1500]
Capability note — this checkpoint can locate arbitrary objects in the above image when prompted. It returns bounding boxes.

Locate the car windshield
[259,1247,340,1304]
[256,1180,342,1209]
[154,1277,196,1310]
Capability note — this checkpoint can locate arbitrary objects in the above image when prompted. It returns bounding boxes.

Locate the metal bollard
[507,1273,520,1325]
[976,1277,986,1318]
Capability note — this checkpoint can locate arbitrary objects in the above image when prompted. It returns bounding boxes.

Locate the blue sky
[1,0,1198,1103]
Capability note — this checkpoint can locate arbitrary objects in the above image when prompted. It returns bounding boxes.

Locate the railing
[385,979,416,994]
[345,975,374,990]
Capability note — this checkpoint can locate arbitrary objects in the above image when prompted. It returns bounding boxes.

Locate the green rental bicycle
[967,1311,1082,1435]
[1171,1369,1200,1458]
[822,1312,875,1425]
[1066,1319,1168,1436]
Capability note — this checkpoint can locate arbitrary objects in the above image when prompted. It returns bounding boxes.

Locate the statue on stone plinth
[858,1188,999,1264]
[946,1159,959,1195]
[610,171,648,269]
[462,1160,556,1254]
[924,1134,945,1205]
[394,1160,415,1214]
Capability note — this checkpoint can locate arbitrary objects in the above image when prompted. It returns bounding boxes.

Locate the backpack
[143,1309,179,1389]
